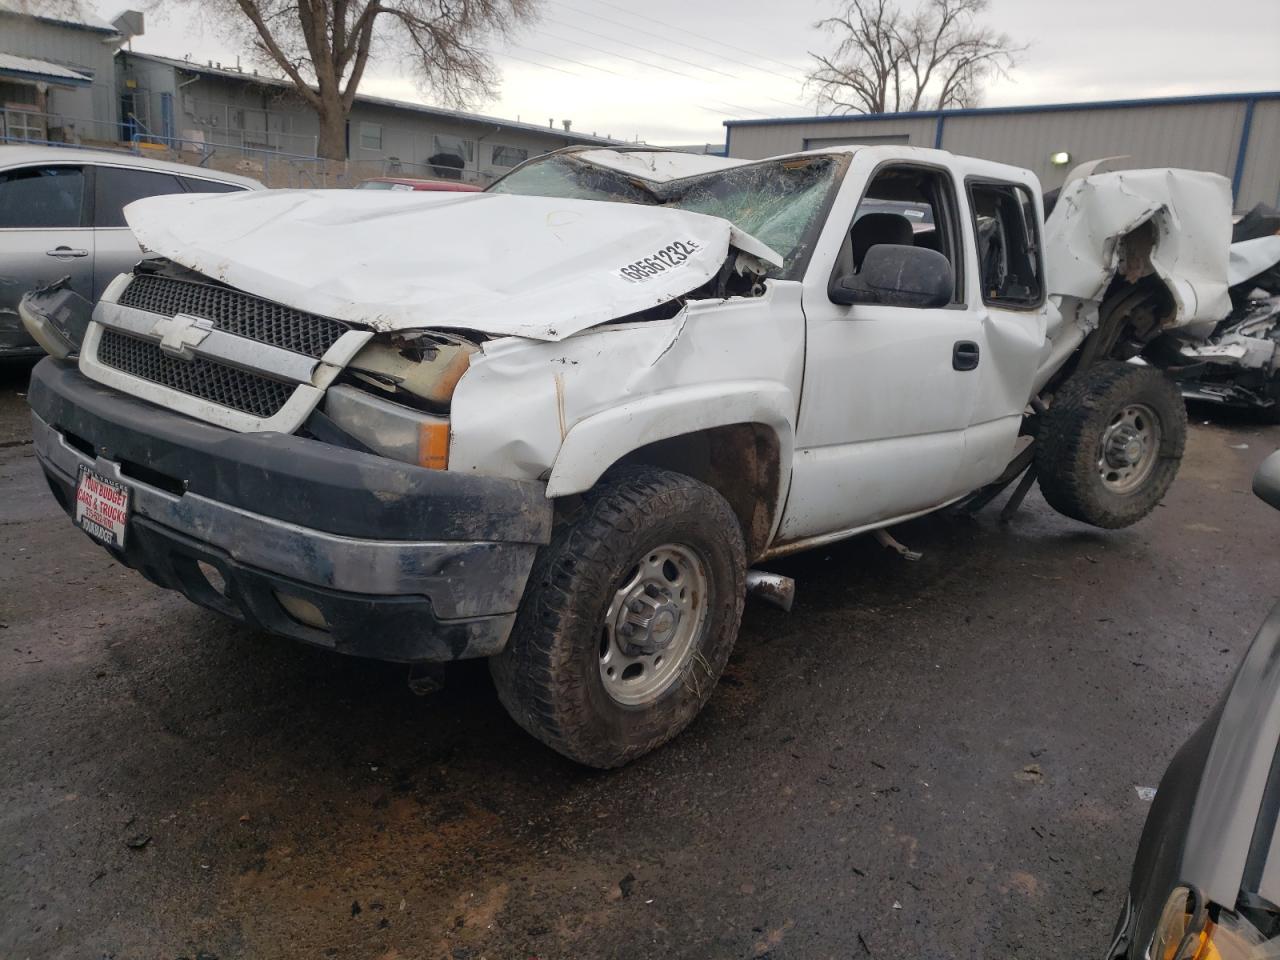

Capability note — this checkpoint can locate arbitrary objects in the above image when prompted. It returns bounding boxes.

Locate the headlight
[324,385,450,470]
[346,330,476,408]
[18,280,94,359]
[1149,886,1278,959]
[1150,887,1208,960]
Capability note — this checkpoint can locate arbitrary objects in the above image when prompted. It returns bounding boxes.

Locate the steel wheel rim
[598,543,709,707]
[1097,402,1161,494]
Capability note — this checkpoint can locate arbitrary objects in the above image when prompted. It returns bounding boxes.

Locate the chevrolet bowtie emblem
[151,313,213,361]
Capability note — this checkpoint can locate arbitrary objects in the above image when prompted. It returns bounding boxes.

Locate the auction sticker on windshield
[74,465,131,549]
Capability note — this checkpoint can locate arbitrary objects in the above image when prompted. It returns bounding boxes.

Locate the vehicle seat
[848,212,915,272]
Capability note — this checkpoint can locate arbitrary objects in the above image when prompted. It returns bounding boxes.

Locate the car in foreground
[355,177,481,192]
[1107,450,1280,959]
[0,145,261,358]
[20,145,1243,766]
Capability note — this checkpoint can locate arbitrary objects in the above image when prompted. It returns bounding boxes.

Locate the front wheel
[490,467,746,768]
[1036,361,1187,528]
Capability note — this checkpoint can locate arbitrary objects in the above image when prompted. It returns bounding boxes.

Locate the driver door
[778,158,983,543]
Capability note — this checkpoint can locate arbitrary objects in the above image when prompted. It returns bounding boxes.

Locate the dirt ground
[2,357,1278,960]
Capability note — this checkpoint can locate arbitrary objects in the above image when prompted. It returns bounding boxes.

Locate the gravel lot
[2,357,1278,960]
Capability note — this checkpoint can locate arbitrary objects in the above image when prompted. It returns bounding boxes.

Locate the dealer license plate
[74,465,130,549]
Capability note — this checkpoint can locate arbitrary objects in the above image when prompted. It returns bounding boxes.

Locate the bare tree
[806,0,1020,115]
[170,0,538,159]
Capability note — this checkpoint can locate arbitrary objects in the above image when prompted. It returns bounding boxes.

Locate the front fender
[546,380,795,500]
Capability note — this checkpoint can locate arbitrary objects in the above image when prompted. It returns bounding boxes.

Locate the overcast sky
[93,0,1280,145]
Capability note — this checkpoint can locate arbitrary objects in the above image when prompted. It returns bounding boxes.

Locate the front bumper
[28,358,553,662]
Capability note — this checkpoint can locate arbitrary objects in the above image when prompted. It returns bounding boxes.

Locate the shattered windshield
[487,154,659,205]
[488,153,845,279]
[666,157,841,278]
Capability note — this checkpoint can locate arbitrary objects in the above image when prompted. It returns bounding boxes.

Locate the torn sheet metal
[573,149,747,182]
[123,190,782,343]
[1229,236,1280,289]
[1044,169,1234,331]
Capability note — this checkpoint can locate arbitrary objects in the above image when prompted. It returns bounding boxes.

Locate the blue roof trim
[0,66,91,87]
[1231,99,1258,202]
[723,91,1280,128]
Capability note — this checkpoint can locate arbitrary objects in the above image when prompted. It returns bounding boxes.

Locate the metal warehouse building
[725,92,1280,211]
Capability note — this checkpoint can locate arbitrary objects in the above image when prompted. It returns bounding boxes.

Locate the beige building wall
[1239,100,1280,211]
[726,96,1280,211]
[940,101,1246,194]
[727,116,938,160]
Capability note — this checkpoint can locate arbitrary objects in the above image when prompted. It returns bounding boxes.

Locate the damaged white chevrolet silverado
[22,145,1238,767]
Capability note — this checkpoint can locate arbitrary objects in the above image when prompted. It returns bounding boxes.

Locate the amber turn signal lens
[418,421,450,470]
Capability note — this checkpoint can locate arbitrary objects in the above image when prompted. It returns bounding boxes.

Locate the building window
[491,144,528,168]
[359,122,383,151]
[429,134,475,179]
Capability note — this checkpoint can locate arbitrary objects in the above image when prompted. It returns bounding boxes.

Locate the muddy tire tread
[490,466,746,768]
[1036,361,1187,528]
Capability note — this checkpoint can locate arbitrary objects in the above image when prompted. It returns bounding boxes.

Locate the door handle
[953,340,980,371]
[46,246,89,259]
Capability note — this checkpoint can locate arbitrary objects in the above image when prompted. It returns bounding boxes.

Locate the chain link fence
[1,111,504,189]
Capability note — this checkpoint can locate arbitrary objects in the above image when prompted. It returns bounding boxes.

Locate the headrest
[850,212,915,268]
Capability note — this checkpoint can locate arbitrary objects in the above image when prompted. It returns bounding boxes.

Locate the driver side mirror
[829,244,954,309]
[1255,450,1280,511]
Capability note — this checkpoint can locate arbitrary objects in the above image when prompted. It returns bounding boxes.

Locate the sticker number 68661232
[618,240,702,283]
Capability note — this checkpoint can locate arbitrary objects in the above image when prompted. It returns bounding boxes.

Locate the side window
[491,144,529,168]
[358,122,382,151]
[94,167,186,228]
[180,178,242,194]
[833,164,963,305]
[968,182,1043,307]
[0,166,85,228]
[429,134,475,180]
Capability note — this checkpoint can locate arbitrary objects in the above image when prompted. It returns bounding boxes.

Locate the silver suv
[0,146,261,357]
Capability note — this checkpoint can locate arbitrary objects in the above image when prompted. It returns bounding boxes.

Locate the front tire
[1036,361,1187,528]
[490,467,746,768]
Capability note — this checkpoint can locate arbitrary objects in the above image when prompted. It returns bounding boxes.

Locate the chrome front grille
[117,274,349,359]
[80,271,373,433]
[97,329,295,418]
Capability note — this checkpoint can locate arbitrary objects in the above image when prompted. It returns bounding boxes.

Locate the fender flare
[545,381,797,516]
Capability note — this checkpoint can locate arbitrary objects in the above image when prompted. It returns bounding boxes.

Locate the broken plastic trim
[18,277,94,360]
[345,330,479,411]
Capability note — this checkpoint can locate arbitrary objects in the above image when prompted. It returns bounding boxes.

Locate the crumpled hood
[123,189,782,341]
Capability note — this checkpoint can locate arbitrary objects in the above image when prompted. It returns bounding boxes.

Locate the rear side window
[181,177,242,194]
[0,166,85,228]
[968,182,1043,307]
[94,166,186,227]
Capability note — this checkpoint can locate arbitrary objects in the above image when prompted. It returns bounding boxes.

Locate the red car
[355,177,481,192]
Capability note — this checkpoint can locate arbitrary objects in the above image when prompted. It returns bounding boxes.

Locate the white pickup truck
[23,145,1236,766]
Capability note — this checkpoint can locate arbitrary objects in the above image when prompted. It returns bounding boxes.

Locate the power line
[531,28,707,81]
[499,51,582,77]
[540,14,737,79]
[702,100,778,119]
[509,43,626,76]
[540,4,813,113]
[552,0,806,81]
[589,0,806,73]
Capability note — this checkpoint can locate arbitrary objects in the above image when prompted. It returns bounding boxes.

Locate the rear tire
[490,467,746,768]
[1036,362,1187,528]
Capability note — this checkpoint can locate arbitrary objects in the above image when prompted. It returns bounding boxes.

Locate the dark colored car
[1107,449,1280,958]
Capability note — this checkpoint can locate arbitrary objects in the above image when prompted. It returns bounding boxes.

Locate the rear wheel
[1036,362,1187,528]
[490,467,746,768]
